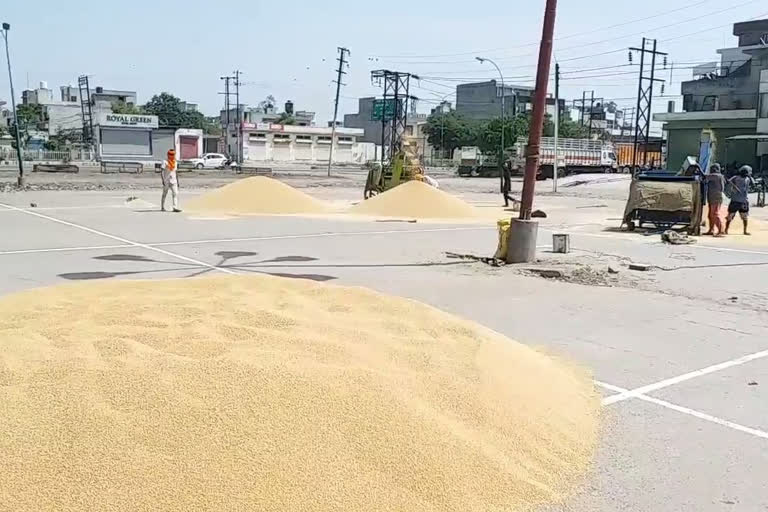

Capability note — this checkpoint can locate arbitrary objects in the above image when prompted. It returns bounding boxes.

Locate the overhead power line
[369,0,714,59]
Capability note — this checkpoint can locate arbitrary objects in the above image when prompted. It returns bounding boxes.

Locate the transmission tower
[78,75,94,149]
[629,38,666,170]
[371,70,415,164]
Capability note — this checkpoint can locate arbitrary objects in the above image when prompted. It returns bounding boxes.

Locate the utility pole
[512,0,557,264]
[234,70,242,164]
[2,23,24,186]
[587,90,595,138]
[328,47,349,177]
[580,91,586,126]
[630,38,666,172]
[553,62,560,193]
[476,57,505,192]
[219,75,233,156]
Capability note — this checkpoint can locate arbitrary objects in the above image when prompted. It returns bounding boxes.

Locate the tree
[143,92,209,130]
[557,117,591,138]
[111,100,143,115]
[423,111,475,157]
[16,104,43,130]
[475,113,532,156]
[277,112,296,125]
[44,128,82,151]
[257,95,277,112]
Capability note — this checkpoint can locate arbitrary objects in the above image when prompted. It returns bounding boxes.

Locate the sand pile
[350,180,479,219]
[186,176,330,215]
[0,275,600,511]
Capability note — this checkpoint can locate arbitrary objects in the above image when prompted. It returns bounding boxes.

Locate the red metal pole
[520,0,558,220]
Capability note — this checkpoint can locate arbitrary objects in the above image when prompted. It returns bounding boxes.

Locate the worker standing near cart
[705,163,726,236]
[161,149,182,213]
[725,165,754,236]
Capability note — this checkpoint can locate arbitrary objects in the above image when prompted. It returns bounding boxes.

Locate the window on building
[250,133,266,140]
[273,134,290,141]
[683,94,693,111]
[317,136,332,142]
[338,136,353,142]
[760,93,768,119]
[296,135,312,142]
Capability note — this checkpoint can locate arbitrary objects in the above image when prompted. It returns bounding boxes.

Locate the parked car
[186,153,228,169]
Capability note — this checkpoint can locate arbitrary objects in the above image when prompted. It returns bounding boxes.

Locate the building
[343,97,428,145]
[654,18,768,172]
[456,81,533,121]
[455,80,567,122]
[239,123,366,164]
[22,81,139,136]
[93,113,204,164]
[574,102,634,138]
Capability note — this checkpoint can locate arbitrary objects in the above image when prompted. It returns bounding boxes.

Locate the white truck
[510,137,618,179]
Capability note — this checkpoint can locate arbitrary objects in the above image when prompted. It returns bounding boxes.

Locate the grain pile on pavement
[0,275,600,511]
[349,180,480,219]
[186,176,331,215]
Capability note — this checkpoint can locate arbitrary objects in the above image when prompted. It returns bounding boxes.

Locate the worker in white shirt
[161,149,181,212]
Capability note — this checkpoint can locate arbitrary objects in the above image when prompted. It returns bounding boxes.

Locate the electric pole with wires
[328,47,350,176]
[234,70,243,164]
[219,75,234,157]
[629,38,666,172]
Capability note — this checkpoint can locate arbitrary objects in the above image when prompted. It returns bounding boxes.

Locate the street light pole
[2,23,24,187]
[477,57,505,191]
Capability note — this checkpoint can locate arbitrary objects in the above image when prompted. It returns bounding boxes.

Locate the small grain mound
[350,180,479,219]
[0,275,600,512]
[186,176,330,215]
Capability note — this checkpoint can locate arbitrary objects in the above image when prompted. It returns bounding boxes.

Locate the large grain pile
[350,180,479,219]
[0,275,600,511]
[186,176,331,215]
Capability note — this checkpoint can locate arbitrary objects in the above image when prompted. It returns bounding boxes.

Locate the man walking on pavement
[502,160,514,208]
[725,165,754,236]
[161,149,182,213]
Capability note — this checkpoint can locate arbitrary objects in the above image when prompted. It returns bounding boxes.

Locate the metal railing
[0,148,95,162]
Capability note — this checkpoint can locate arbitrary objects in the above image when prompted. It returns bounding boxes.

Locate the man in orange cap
[161,149,181,212]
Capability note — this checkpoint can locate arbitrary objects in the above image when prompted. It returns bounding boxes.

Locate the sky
[1,0,767,133]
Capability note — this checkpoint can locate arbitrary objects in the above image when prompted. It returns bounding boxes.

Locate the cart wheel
[627,220,636,231]
[638,221,644,229]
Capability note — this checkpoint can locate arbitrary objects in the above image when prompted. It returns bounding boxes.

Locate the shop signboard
[98,113,159,129]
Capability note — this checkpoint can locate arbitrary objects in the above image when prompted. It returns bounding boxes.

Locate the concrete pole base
[17,175,26,188]
[505,218,539,264]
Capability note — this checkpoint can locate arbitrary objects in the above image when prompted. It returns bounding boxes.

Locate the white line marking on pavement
[594,381,768,440]
[150,226,495,247]
[603,348,768,405]
[0,226,496,257]
[639,394,768,440]
[0,204,129,212]
[0,202,236,275]
[0,244,134,255]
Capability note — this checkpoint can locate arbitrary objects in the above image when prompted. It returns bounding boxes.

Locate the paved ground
[1,173,767,511]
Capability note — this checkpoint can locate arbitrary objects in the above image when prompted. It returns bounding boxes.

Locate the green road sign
[372,99,396,121]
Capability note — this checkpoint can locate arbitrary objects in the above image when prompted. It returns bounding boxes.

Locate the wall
[45,103,85,135]
[664,118,758,170]
[343,97,382,144]
[456,82,527,121]
[682,52,768,111]
[243,130,364,163]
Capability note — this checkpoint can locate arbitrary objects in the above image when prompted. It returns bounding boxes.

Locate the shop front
[95,113,159,162]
